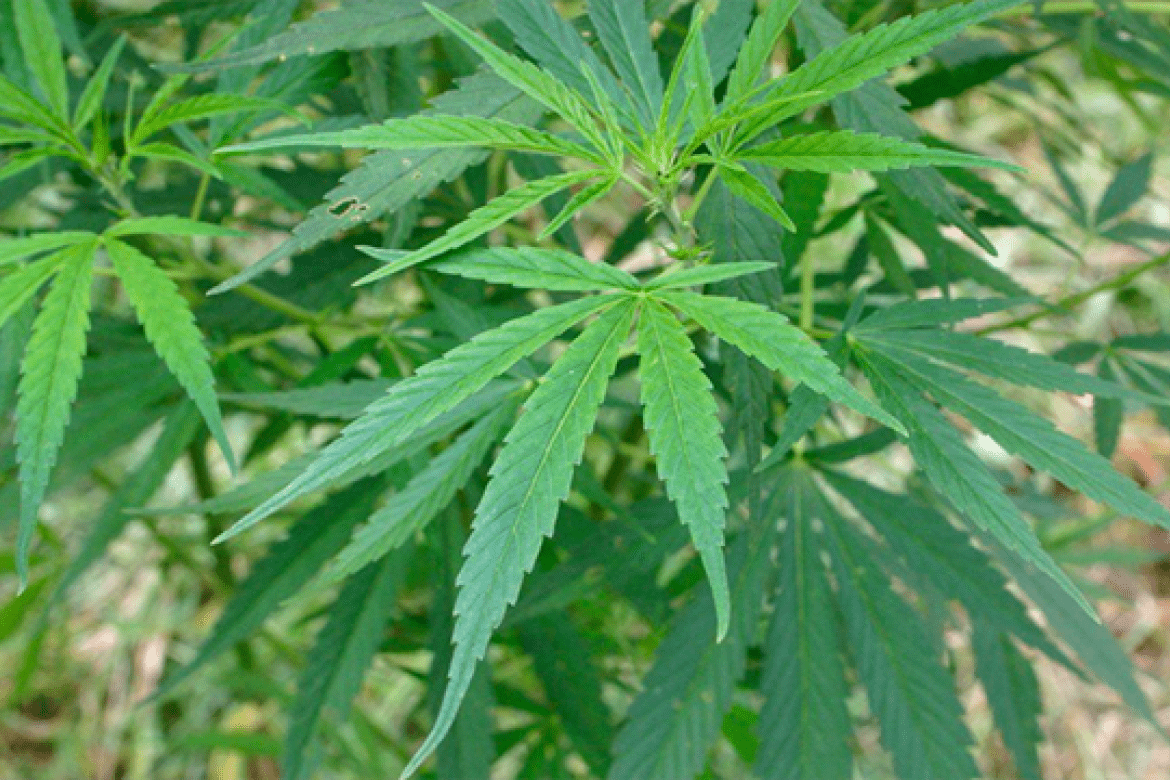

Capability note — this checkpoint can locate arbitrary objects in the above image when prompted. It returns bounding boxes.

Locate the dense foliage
[2,0,1169,778]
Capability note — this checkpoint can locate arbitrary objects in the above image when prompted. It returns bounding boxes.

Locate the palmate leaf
[608,523,776,780]
[588,0,664,127]
[218,295,612,541]
[431,246,638,292]
[323,403,514,584]
[872,345,1170,530]
[106,239,235,472]
[658,291,903,433]
[210,73,538,294]
[14,242,94,584]
[224,115,601,162]
[284,547,407,780]
[169,0,496,72]
[635,299,732,639]
[972,621,1044,780]
[737,131,1019,173]
[356,170,600,284]
[154,482,382,700]
[824,498,980,780]
[854,348,1092,613]
[738,0,1023,144]
[756,469,852,780]
[404,299,637,778]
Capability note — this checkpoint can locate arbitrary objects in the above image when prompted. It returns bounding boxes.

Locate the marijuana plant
[2,0,1169,778]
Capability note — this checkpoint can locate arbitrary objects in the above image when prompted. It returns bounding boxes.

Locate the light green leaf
[659,291,903,433]
[324,404,513,584]
[854,348,1091,614]
[427,4,606,149]
[738,131,1019,173]
[431,246,637,292]
[716,163,796,230]
[404,299,637,778]
[73,35,127,130]
[0,232,96,267]
[284,549,407,780]
[588,0,664,126]
[724,0,801,104]
[106,216,247,239]
[756,469,852,780]
[635,300,731,639]
[127,142,222,179]
[642,262,774,291]
[1096,153,1153,227]
[356,170,599,284]
[132,94,291,147]
[0,259,57,329]
[0,72,66,132]
[972,622,1043,780]
[539,175,620,240]
[825,504,980,780]
[106,239,236,472]
[220,295,613,540]
[223,115,600,161]
[14,242,95,584]
[14,0,69,119]
[153,483,381,700]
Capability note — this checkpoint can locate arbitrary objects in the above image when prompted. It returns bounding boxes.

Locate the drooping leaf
[824,500,980,780]
[636,299,732,638]
[219,295,611,540]
[755,469,852,780]
[659,290,903,433]
[972,622,1044,780]
[431,246,638,292]
[283,548,407,780]
[356,170,600,284]
[106,239,235,472]
[405,299,637,778]
[14,242,94,584]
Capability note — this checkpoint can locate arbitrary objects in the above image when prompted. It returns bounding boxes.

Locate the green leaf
[0,232,96,267]
[73,35,127,130]
[0,259,57,329]
[588,0,664,126]
[324,404,512,584]
[106,239,236,472]
[432,246,638,292]
[127,142,222,179]
[857,296,1033,331]
[609,522,776,780]
[284,549,406,780]
[716,163,796,231]
[738,131,1019,173]
[972,622,1043,780]
[642,262,774,291]
[1095,359,1124,458]
[223,114,601,161]
[14,0,69,119]
[405,298,637,778]
[14,242,94,584]
[854,348,1092,614]
[428,4,606,149]
[220,295,612,541]
[635,299,732,639]
[1096,152,1153,226]
[539,175,621,240]
[356,170,599,284]
[824,504,980,780]
[755,470,852,780]
[153,482,381,700]
[659,291,904,433]
[132,93,292,147]
[223,379,393,420]
[871,345,1170,530]
[170,0,496,72]
[724,0,801,104]
[105,216,247,239]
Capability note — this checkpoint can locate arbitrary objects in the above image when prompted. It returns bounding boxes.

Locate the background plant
[1,1,1169,779]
